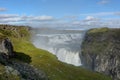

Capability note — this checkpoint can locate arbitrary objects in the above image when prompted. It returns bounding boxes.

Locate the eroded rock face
[0,38,48,80]
[81,28,120,80]
[0,38,14,57]
[5,61,48,80]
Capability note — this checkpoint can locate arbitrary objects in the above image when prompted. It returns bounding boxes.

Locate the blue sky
[0,0,120,29]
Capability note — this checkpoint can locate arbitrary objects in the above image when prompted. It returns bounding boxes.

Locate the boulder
[0,38,14,58]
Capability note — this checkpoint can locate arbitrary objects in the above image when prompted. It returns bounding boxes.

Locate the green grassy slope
[82,27,120,55]
[0,25,112,80]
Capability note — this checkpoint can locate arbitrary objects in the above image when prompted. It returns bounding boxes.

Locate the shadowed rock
[0,38,48,80]
[81,28,120,80]
[0,38,14,58]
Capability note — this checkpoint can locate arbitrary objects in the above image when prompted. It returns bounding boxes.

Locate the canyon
[32,27,120,80]
[32,28,85,66]
[0,25,112,80]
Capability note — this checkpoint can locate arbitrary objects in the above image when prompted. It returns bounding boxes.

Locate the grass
[10,38,111,80]
[0,25,112,80]
[87,27,109,34]
[82,27,120,55]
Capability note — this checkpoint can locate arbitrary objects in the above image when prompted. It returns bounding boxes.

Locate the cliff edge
[0,25,112,80]
[0,25,48,80]
[81,28,120,80]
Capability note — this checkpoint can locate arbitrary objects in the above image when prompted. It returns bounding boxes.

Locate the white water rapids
[32,29,85,66]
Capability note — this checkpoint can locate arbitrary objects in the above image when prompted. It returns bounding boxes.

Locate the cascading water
[32,29,85,66]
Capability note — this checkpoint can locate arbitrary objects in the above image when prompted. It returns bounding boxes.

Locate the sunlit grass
[0,25,112,80]
[11,37,111,80]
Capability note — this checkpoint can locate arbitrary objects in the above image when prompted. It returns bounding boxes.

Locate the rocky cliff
[81,28,120,80]
[0,38,48,80]
[0,38,14,57]
[0,25,48,80]
[0,25,112,80]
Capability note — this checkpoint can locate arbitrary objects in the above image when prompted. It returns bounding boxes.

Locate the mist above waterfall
[32,28,85,66]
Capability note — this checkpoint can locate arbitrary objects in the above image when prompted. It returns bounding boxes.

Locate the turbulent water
[32,29,85,66]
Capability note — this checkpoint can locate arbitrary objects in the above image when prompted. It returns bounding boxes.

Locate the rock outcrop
[5,61,48,80]
[0,37,48,80]
[81,28,120,80]
[0,38,48,80]
[0,38,14,58]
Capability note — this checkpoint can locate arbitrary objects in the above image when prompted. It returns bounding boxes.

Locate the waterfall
[32,29,85,66]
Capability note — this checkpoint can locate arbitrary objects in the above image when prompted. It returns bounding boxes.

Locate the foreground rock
[5,61,48,80]
[0,38,14,58]
[0,38,15,64]
[0,38,48,80]
[81,28,120,80]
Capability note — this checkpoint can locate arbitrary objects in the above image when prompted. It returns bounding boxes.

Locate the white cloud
[72,21,81,25]
[0,14,19,19]
[98,0,110,5]
[30,15,54,21]
[85,16,96,20]
[79,11,120,17]
[79,12,116,16]
[0,14,54,23]
[0,13,120,29]
[0,8,7,11]
[63,16,78,20]
[114,12,120,16]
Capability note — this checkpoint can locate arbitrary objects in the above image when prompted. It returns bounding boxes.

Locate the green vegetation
[87,27,109,34]
[0,25,112,80]
[82,27,120,55]
[0,24,30,38]
[0,64,20,80]
[11,38,112,80]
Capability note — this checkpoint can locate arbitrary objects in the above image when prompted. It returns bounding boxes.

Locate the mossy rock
[87,27,109,34]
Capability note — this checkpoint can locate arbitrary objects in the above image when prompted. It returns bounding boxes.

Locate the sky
[0,0,120,29]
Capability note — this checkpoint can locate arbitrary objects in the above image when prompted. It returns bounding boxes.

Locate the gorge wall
[81,28,120,80]
[32,27,120,80]
[0,25,113,80]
